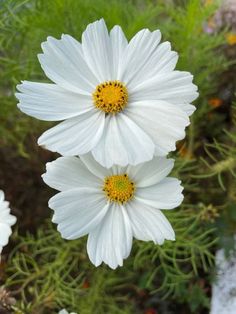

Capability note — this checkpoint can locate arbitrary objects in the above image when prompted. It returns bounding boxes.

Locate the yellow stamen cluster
[93,80,128,114]
[103,174,135,204]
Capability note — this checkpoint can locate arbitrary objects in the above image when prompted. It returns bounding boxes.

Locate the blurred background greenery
[0,0,235,313]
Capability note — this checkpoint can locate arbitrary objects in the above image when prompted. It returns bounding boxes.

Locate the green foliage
[175,281,210,313]
[134,207,216,294]
[195,105,236,256]
[0,0,235,313]
[6,226,134,314]
[195,122,236,191]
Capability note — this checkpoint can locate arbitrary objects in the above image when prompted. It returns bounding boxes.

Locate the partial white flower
[16,19,198,168]
[59,309,77,314]
[42,154,183,269]
[0,190,17,255]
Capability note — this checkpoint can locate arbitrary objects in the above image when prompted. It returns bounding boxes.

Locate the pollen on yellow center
[93,80,128,114]
[103,174,135,204]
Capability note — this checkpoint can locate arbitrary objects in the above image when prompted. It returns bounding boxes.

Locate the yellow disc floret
[103,174,135,204]
[93,80,128,114]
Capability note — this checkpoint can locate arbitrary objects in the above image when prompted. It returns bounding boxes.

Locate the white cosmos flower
[59,309,77,314]
[42,154,183,269]
[16,19,198,168]
[0,190,17,255]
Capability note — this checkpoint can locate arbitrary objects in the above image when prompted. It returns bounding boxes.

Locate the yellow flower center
[103,174,135,204]
[93,81,128,114]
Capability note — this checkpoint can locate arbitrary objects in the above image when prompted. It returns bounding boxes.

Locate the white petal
[0,210,16,226]
[59,309,77,314]
[82,19,112,82]
[80,153,110,180]
[49,188,108,239]
[127,156,174,187]
[137,41,178,80]
[118,29,161,86]
[126,199,175,244]
[119,29,178,89]
[0,200,9,213]
[0,192,16,229]
[38,35,98,95]
[92,113,155,168]
[125,100,190,156]
[110,25,128,79]
[129,71,198,116]
[87,203,132,269]
[5,215,16,226]
[110,165,127,176]
[38,110,105,156]
[0,223,12,246]
[16,81,93,121]
[0,191,4,202]
[179,103,196,116]
[42,156,102,192]
[135,178,184,209]
[58,310,68,314]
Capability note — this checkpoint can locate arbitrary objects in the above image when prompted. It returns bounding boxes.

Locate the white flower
[58,309,77,314]
[0,190,17,255]
[16,19,198,168]
[42,154,183,269]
